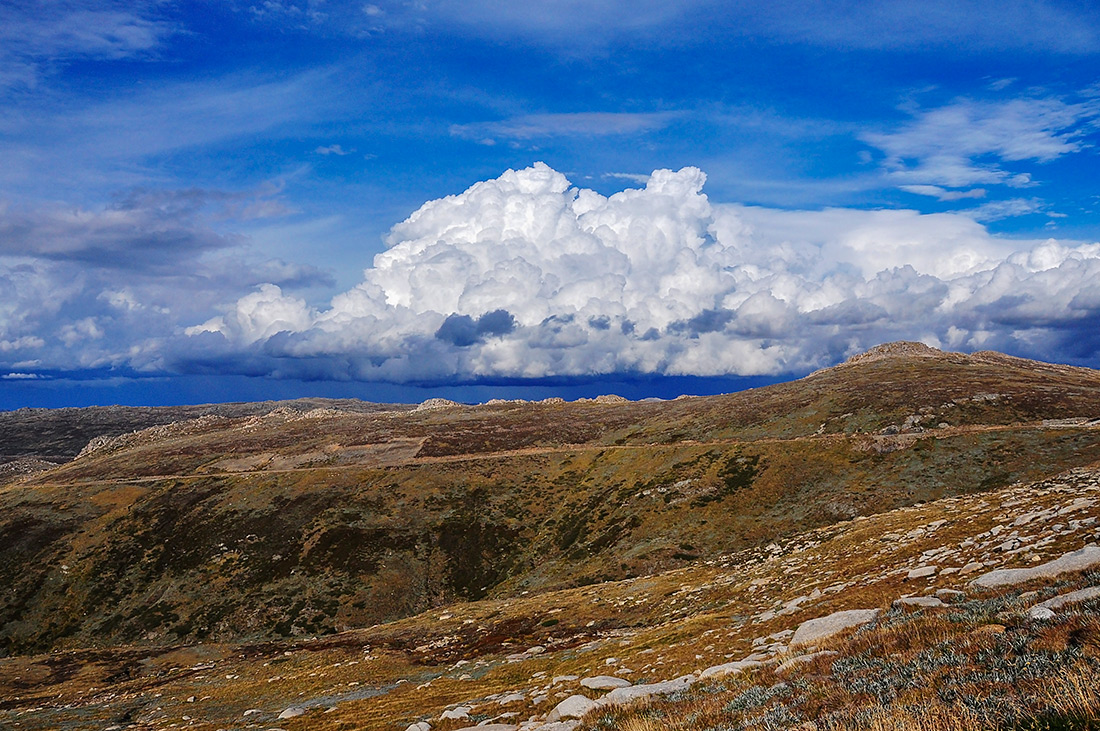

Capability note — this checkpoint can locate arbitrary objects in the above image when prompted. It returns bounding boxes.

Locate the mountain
[0,343,1099,730]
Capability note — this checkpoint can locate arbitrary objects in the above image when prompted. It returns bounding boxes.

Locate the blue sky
[2,0,1100,407]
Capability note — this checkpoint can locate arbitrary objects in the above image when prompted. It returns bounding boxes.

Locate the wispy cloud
[450,111,680,142]
[900,185,987,201]
[864,95,1100,189]
[0,1,177,90]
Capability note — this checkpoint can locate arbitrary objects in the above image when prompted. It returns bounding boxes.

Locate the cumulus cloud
[0,184,331,374]
[184,163,1100,380]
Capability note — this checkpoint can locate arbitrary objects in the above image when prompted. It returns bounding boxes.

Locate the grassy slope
[3,346,1100,656]
[1,462,1098,730]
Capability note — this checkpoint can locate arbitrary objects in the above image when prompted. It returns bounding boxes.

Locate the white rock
[546,694,599,721]
[597,675,695,706]
[406,723,431,731]
[278,707,306,719]
[441,706,472,720]
[551,675,578,685]
[972,545,1100,589]
[698,660,762,679]
[791,609,880,648]
[893,596,945,608]
[774,650,838,675]
[579,675,631,690]
[528,722,581,731]
[452,725,517,731]
[499,692,526,705]
[907,566,937,580]
[242,709,262,716]
[1026,586,1100,619]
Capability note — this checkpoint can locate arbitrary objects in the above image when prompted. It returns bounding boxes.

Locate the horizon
[3,2,1100,408]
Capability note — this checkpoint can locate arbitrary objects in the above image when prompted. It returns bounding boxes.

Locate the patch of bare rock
[971,544,1100,588]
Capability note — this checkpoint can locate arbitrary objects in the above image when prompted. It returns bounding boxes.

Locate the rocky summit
[1,343,1100,730]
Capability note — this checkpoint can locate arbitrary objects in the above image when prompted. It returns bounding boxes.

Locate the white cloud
[450,112,680,142]
[186,163,1100,380]
[315,144,354,155]
[0,1,177,90]
[864,95,1100,190]
[899,185,987,201]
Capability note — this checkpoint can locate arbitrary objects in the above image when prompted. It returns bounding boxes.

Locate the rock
[936,588,965,601]
[791,608,880,648]
[597,675,695,707]
[452,726,517,731]
[1027,586,1100,619]
[906,566,937,580]
[277,707,306,719]
[546,695,599,721]
[406,723,431,731]
[775,650,838,675]
[441,706,472,720]
[960,562,985,574]
[893,596,945,608]
[529,722,581,731]
[972,545,1100,589]
[242,709,262,716]
[499,692,526,704]
[579,675,631,689]
[551,675,579,685]
[699,660,763,680]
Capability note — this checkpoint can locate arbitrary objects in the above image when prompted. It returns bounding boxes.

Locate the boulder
[1027,586,1100,619]
[790,609,880,648]
[579,675,631,690]
[441,707,472,720]
[906,566,937,580]
[278,707,306,719]
[893,596,945,608]
[972,545,1100,589]
[698,660,763,680]
[774,650,838,675]
[405,723,431,731]
[546,694,598,721]
[597,674,695,707]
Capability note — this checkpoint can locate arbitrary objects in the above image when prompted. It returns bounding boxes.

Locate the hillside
[0,342,1099,729]
[2,344,1100,658]
[2,459,1099,730]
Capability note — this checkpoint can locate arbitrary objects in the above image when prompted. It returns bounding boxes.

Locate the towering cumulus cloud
[187,163,1100,381]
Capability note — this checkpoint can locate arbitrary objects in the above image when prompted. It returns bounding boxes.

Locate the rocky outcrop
[971,545,1100,588]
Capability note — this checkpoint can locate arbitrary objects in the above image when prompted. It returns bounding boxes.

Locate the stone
[441,707,472,720]
[893,596,945,608]
[774,650,838,675]
[579,675,631,690]
[597,675,696,707]
[405,723,431,731]
[906,566,937,580]
[551,675,579,685]
[499,692,526,704]
[936,588,965,600]
[790,608,880,648]
[1027,586,1100,619]
[546,694,599,721]
[452,726,517,731]
[698,660,763,679]
[972,545,1100,589]
[277,707,306,719]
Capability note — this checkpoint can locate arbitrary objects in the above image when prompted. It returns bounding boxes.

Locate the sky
[2,0,1100,408]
